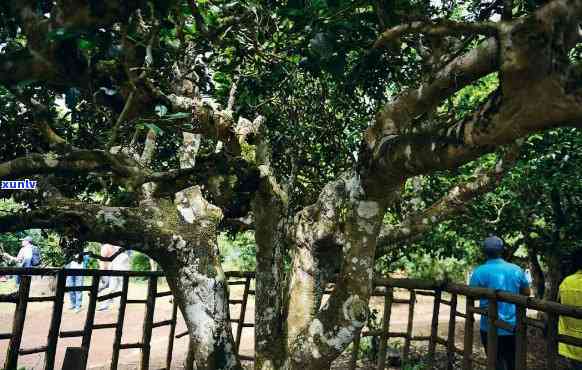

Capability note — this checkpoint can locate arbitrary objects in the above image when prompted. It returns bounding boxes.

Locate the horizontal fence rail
[0,268,257,370]
[0,267,164,277]
[2,269,582,370]
[349,277,582,370]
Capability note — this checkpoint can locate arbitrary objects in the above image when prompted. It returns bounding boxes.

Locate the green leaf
[77,38,96,50]
[155,105,168,117]
[144,123,164,135]
[164,112,192,120]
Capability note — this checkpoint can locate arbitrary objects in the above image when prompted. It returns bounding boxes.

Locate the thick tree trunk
[164,262,239,370]
[252,168,289,370]
[154,186,241,370]
[286,175,386,370]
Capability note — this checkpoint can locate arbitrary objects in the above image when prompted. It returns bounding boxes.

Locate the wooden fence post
[487,298,498,370]
[111,275,129,370]
[235,277,251,352]
[376,287,394,370]
[5,275,31,369]
[428,289,442,364]
[81,274,100,369]
[166,300,179,370]
[403,289,415,361]
[546,312,558,370]
[515,304,527,370]
[141,276,157,370]
[462,297,475,370]
[62,347,87,370]
[446,293,458,370]
[45,271,66,370]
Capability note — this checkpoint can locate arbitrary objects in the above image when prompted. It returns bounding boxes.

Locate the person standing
[558,249,582,370]
[469,236,531,370]
[97,243,115,311]
[66,254,87,312]
[16,236,38,285]
[17,236,34,267]
[98,244,129,311]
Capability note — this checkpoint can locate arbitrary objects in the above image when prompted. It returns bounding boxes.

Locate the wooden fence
[173,271,256,362]
[3,268,582,369]
[0,268,255,370]
[349,277,582,370]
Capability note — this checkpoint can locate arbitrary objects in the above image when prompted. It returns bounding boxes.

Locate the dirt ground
[0,277,254,369]
[336,289,573,370]
[0,281,571,369]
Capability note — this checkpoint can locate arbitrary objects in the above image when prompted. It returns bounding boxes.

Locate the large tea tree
[2,1,582,369]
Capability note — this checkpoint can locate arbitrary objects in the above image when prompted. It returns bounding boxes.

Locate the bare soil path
[0,276,255,369]
[0,281,454,369]
[3,281,559,369]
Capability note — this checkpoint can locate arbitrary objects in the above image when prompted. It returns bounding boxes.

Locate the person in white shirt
[98,244,130,311]
[15,236,35,285]
[66,254,86,312]
[16,237,34,267]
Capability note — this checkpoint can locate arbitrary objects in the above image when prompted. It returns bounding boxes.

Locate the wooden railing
[173,271,256,362]
[3,268,582,369]
[349,277,582,370]
[0,268,256,370]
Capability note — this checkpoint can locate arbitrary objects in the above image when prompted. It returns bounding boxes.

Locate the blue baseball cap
[482,236,504,252]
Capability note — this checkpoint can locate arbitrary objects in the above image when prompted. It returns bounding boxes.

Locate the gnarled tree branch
[0,199,168,253]
[376,143,521,255]
[0,150,146,186]
[368,38,499,147]
[373,19,498,50]
[369,75,582,196]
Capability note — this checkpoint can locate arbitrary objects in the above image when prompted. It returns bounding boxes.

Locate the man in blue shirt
[470,236,531,370]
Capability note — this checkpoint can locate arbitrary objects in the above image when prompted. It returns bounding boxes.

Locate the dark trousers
[480,331,516,370]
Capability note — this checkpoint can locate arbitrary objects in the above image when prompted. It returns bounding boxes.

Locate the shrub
[131,251,152,271]
[400,253,467,283]
[219,231,256,271]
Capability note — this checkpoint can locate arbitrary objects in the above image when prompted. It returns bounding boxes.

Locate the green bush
[219,231,256,271]
[84,243,101,269]
[131,251,152,271]
[0,229,66,268]
[38,232,66,267]
[358,308,382,361]
[400,252,467,283]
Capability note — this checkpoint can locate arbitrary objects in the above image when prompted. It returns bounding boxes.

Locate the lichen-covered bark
[286,179,348,349]
[252,164,289,370]
[288,174,385,369]
[155,186,241,370]
[164,131,240,370]
[164,258,239,370]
